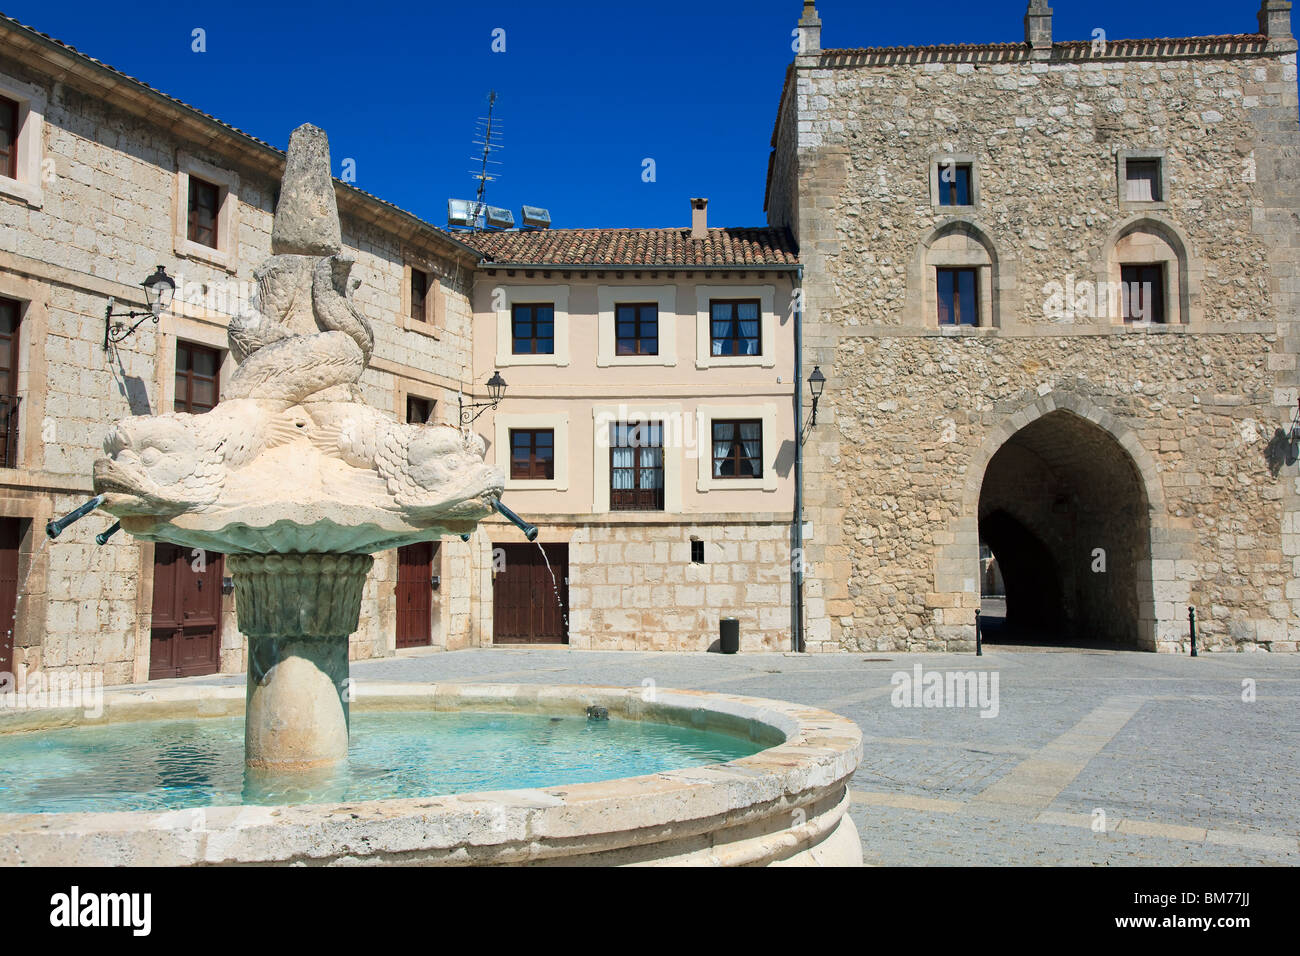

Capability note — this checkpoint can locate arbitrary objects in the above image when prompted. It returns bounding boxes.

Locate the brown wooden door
[150,544,223,679]
[395,541,434,648]
[493,543,568,644]
[0,518,19,671]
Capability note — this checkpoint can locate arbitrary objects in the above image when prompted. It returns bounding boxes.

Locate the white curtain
[710,303,729,356]
[738,302,760,355]
[1126,164,1158,201]
[612,447,634,489]
[712,422,733,477]
[740,422,762,474]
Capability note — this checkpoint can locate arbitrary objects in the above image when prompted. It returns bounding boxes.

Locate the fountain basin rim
[0,682,863,867]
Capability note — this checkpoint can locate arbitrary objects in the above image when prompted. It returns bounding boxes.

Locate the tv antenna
[470,90,502,221]
[448,91,547,230]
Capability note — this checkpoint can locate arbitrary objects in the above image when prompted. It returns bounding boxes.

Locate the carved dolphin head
[400,424,505,516]
[93,415,227,516]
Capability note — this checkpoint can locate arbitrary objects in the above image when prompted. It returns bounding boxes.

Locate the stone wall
[568,519,793,651]
[776,9,1300,652]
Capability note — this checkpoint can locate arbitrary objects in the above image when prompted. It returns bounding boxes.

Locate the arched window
[1105,217,1194,325]
[920,221,999,328]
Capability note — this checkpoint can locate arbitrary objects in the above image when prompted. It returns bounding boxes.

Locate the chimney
[690,198,708,240]
[797,1,821,56]
[1024,1,1053,54]
[1260,0,1294,44]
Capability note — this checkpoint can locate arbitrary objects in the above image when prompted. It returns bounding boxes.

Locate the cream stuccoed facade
[462,250,800,650]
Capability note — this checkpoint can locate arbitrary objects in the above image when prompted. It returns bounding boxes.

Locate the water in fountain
[0,711,760,813]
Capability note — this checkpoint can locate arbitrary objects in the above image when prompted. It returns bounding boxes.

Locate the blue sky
[3,0,1279,228]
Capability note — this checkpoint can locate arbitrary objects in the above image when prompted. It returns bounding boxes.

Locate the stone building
[0,14,488,682]
[768,1,1300,651]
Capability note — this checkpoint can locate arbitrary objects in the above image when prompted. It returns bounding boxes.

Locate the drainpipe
[792,265,805,653]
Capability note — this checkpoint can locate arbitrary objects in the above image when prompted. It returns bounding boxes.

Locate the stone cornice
[817,34,1281,69]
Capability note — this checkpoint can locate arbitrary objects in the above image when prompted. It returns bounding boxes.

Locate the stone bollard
[229,552,373,770]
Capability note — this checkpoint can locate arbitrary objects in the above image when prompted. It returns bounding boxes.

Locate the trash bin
[719,617,740,654]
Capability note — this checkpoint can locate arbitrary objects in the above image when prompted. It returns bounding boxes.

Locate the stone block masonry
[772,3,1300,652]
[567,520,793,652]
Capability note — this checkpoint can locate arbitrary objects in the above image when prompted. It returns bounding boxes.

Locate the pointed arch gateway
[956,395,1168,649]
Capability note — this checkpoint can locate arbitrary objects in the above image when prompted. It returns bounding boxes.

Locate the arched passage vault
[933,392,1189,651]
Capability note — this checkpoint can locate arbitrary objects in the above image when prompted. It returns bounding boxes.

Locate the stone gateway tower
[768,2,1300,652]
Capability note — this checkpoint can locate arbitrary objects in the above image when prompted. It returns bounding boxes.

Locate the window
[187,177,220,249]
[615,303,659,356]
[0,297,19,468]
[175,342,220,413]
[937,268,979,326]
[406,395,434,424]
[0,96,17,181]
[1120,264,1165,323]
[410,269,428,322]
[711,420,763,479]
[510,429,554,480]
[610,420,664,511]
[710,300,762,356]
[1125,159,1162,203]
[690,540,705,564]
[512,303,554,355]
[938,163,972,207]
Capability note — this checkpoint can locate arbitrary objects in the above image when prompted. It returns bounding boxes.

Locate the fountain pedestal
[230,553,373,770]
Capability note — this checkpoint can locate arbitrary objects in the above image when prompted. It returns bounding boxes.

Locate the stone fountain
[91,125,505,771]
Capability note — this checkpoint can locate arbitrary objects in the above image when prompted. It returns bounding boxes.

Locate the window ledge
[1119,200,1169,212]
[698,476,776,492]
[505,477,565,492]
[597,353,674,367]
[498,352,567,367]
[174,236,235,272]
[696,353,773,369]
[0,176,42,208]
[934,324,998,335]
[401,314,441,339]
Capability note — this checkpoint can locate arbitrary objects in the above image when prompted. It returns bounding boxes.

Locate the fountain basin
[0,682,862,866]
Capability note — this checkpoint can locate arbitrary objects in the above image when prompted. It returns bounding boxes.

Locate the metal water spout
[95,522,122,545]
[490,498,538,541]
[46,495,106,538]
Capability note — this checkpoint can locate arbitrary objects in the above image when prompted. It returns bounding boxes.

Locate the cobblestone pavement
[151,646,1300,865]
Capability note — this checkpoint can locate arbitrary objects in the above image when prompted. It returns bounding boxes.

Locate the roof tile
[447,227,799,268]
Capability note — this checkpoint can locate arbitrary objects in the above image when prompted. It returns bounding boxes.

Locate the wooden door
[150,543,223,679]
[492,543,568,644]
[0,518,19,672]
[395,540,434,648]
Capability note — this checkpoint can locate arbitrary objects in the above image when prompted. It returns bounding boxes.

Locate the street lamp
[1289,398,1300,460]
[807,365,826,426]
[459,370,508,425]
[104,265,175,349]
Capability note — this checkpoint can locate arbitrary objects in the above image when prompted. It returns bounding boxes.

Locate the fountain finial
[272,123,342,257]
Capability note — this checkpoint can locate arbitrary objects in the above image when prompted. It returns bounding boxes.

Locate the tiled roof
[449,227,799,268]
